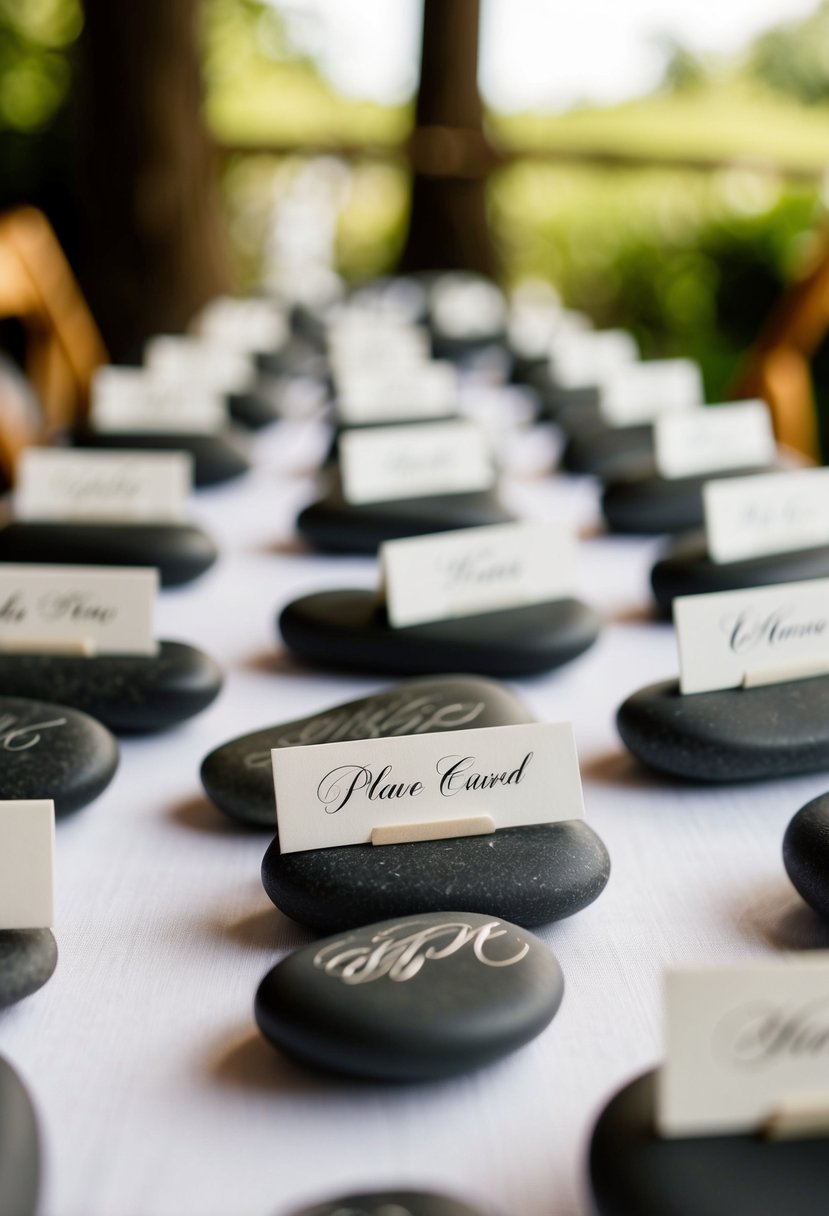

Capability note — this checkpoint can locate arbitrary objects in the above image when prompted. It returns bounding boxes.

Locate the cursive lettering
[718,998,829,1070]
[0,713,67,751]
[37,591,117,626]
[0,593,25,623]
[723,606,826,656]
[317,764,424,814]
[438,545,521,590]
[437,751,533,796]
[53,470,142,503]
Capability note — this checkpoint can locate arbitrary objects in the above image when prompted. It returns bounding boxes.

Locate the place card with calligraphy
[15,448,192,524]
[599,358,703,427]
[703,467,829,565]
[335,361,459,426]
[91,366,227,434]
[339,420,494,505]
[654,400,776,480]
[193,296,287,354]
[144,334,255,394]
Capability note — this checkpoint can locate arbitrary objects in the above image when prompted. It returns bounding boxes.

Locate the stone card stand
[560,422,654,481]
[783,795,829,918]
[0,522,218,588]
[650,533,829,619]
[602,464,774,536]
[227,390,281,430]
[288,1192,490,1216]
[0,1056,39,1216]
[0,799,56,1009]
[590,1070,829,1216]
[278,591,601,679]
[73,429,250,487]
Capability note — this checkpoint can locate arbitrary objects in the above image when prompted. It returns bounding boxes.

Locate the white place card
[654,400,776,480]
[659,956,829,1138]
[0,565,158,656]
[16,449,192,524]
[599,358,703,427]
[380,523,578,628]
[271,721,585,854]
[91,366,226,434]
[674,577,829,694]
[336,362,458,426]
[550,328,638,390]
[0,800,54,929]
[145,335,255,394]
[194,296,287,353]
[703,467,829,565]
[339,420,494,506]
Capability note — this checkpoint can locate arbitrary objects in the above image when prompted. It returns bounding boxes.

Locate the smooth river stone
[590,1069,829,1216]
[617,676,829,783]
[227,390,281,430]
[0,1056,40,1216]
[289,1192,489,1216]
[0,642,223,734]
[783,794,829,918]
[650,532,829,619]
[255,911,563,1081]
[561,422,654,480]
[602,464,773,536]
[0,930,57,1008]
[74,429,250,487]
[0,521,218,588]
[296,480,514,555]
[279,591,601,679]
[201,676,538,829]
[0,695,118,816]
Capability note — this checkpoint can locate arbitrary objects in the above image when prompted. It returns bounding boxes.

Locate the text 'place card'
[703,468,829,564]
[0,565,158,656]
[674,577,829,693]
[654,400,776,480]
[380,523,578,628]
[599,358,703,427]
[16,449,192,524]
[92,366,226,434]
[0,800,54,929]
[339,420,494,505]
[271,721,585,853]
[659,956,829,1137]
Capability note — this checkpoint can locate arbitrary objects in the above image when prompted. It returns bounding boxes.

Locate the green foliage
[750,1,829,104]
[0,0,81,133]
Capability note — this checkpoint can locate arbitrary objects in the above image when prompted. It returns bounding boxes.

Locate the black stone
[279,590,601,678]
[0,642,223,734]
[254,911,563,1081]
[202,676,538,829]
[296,480,514,555]
[602,465,774,536]
[617,676,829,783]
[74,429,250,487]
[0,521,218,588]
[0,695,118,816]
[651,532,829,619]
[227,390,281,430]
[560,422,654,480]
[289,1192,488,1216]
[590,1069,829,1216]
[784,794,829,918]
[0,1055,39,1216]
[0,930,57,1008]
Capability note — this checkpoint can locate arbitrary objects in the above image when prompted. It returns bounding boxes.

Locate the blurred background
[3,0,829,398]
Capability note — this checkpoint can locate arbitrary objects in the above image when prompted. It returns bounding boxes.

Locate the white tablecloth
[3,418,827,1216]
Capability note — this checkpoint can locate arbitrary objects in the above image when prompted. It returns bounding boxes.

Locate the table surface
[2,416,827,1216]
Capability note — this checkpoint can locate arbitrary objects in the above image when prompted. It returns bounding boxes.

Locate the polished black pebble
[0,695,118,816]
[74,429,250,487]
[0,521,218,588]
[289,1192,489,1216]
[617,676,829,783]
[651,532,829,618]
[602,465,773,536]
[0,642,222,734]
[560,422,654,480]
[202,676,538,828]
[279,590,601,678]
[783,795,829,918]
[296,480,514,555]
[590,1070,829,1216]
[227,390,281,430]
[255,911,563,1081]
[0,930,57,1008]
[0,1056,40,1216]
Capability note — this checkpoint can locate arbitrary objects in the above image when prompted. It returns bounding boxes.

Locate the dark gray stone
[289,1192,488,1216]
[227,390,281,430]
[279,590,601,678]
[784,795,829,918]
[590,1069,829,1216]
[0,642,223,734]
[74,429,250,487]
[0,695,118,816]
[255,911,563,1081]
[0,930,57,1009]
[617,676,829,783]
[651,532,829,619]
[602,465,773,536]
[560,422,654,480]
[0,1055,39,1216]
[0,521,218,588]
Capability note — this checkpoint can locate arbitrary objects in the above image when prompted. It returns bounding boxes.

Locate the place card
[0,800,54,929]
[703,468,829,564]
[380,523,578,628]
[193,296,287,353]
[16,449,192,524]
[339,420,494,506]
[336,361,458,426]
[659,956,829,1138]
[654,400,776,480]
[145,334,255,394]
[91,366,226,434]
[0,565,158,656]
[271,721,585,853]
[599,358,703,427]
[674,577,829,694]
[549,328,638,389]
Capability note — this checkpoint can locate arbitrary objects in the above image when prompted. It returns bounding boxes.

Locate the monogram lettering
[723,606,826,656]
[720,998,829,1070]
[0,714,67,751]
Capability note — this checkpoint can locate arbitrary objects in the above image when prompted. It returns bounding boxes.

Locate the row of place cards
[339,420,494,505]
[15,449,192,524]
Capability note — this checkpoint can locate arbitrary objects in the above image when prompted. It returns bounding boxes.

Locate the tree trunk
[399,0,499,277]
[76,0,234,361]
